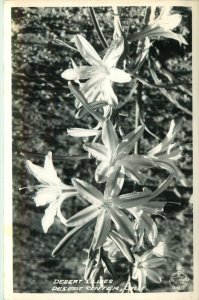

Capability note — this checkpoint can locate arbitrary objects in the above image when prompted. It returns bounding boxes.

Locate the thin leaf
[75,101,108,119]
[68,81,105,123]
[21,151,89,161]
[149,69,192,115]
[89,7,108,49]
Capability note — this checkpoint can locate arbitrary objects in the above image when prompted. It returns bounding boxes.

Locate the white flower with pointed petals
[132,250,166,292]
[61,34,131,108]
[83,119,155,185]
[66,178,137,250]
[147,120,187,186]
[26,151,77,233]
[131,6,188,45]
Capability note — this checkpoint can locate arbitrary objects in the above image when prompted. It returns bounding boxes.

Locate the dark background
[12,6,193,293]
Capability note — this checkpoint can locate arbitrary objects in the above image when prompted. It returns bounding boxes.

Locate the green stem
[20,151,89,161]
[89,7,108,49]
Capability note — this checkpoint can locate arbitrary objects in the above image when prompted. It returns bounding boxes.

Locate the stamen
[19,184,47,191]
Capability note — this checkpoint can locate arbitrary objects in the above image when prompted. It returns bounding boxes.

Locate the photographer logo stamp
[169,271,189,291]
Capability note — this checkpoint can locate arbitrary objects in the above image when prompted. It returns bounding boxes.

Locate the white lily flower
[61,34,131,108]
[83,119,155,185]
[66,178,138,249]
[132,251,166,292]
[131,6,187,45]
[147,120,187,186]
[26,151,77,233]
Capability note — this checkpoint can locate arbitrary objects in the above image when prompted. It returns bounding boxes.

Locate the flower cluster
[22,5,190,293]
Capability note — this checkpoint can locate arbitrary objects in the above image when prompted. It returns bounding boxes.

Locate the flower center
[99,66,110,77]
[101,199,113,209]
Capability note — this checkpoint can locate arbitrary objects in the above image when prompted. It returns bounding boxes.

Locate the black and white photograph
[3,0,199,299]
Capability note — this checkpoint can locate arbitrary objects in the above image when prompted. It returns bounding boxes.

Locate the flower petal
[72,178,104,205]
[140,200,166,214]
[109,231,134,263]
[75,34,102,66]
[34,186,60,207]
[67,128,101,137]
[131,26,187,45]
[158,13,182,30]
[109,207,136,244]
[102,37,124,68]
[41,201,58,233]
[102,119,119,152]
[83,143,108,161]
[154,158,187,186]
[109,68,131,83]
[115,125,145,160]
[44,151,58,178]
[95,162,113,183]
[113,191,153,209]
[124,169,146,185]
[120,154,155,169]
[141,214,158,245]
[104,166,124,198]
[144,269,162,283]
[52,219,95,257]
[26,160,60,185]
[61,66,98,80]
[120,154,154,184]
[148,119,182,157]
[66,205,100,227]
[92,209,111,250]
[137,269,146,292]
[101,78,118,108]
[143,257,166,268]
[80,75,104,101]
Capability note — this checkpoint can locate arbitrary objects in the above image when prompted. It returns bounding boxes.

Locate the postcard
[3,0,199,299]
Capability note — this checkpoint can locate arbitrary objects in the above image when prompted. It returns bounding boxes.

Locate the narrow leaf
[68,81,105,123]
[76,101,107,119]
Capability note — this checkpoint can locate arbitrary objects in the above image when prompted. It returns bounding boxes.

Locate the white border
[3,1,199,300]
